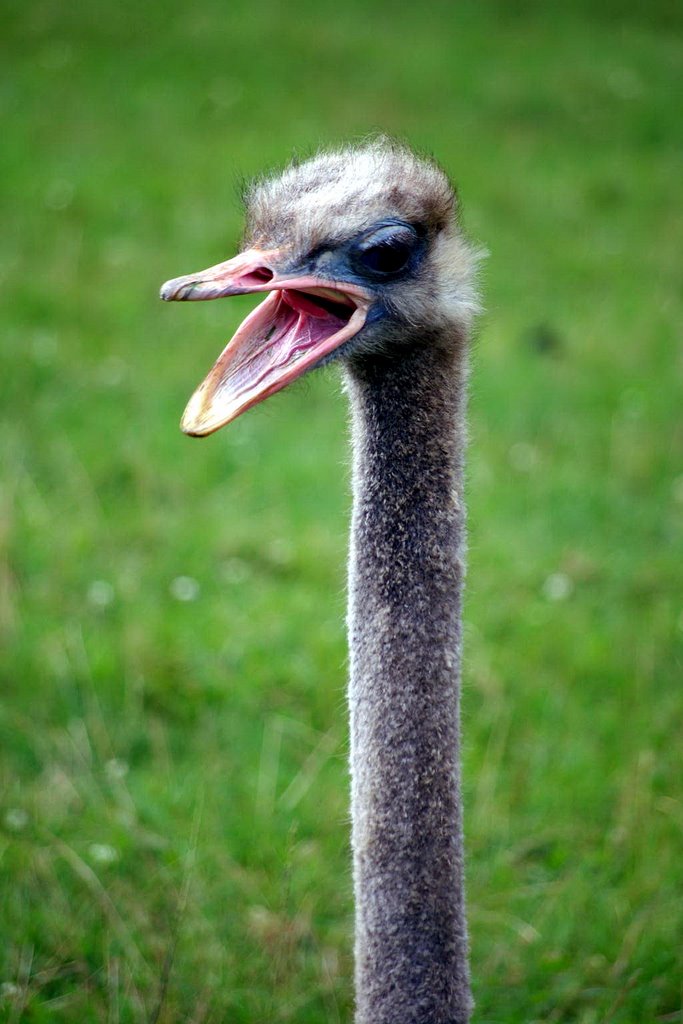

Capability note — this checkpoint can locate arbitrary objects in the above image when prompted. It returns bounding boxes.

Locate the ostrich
[161,140,479,1024]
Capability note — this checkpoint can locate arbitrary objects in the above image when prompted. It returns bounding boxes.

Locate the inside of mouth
[281,289,355,322]
[226,289,355,399]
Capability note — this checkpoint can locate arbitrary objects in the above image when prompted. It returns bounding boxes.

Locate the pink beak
[161,249,371,436]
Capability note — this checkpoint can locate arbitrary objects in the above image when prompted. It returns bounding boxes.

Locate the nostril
[238,266,274,286]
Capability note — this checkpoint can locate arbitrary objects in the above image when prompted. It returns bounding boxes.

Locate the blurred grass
[1,0,682,1020]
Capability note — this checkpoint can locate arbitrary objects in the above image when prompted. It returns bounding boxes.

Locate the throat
[346,342,468,543]
[345,341,468,693]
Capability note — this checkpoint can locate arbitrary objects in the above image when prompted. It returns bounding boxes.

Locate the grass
[1,0,682,1020]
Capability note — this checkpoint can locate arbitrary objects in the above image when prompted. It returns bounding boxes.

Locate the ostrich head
[161,140,477,436]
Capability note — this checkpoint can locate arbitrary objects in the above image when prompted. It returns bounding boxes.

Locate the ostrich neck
[345,338,471,1024]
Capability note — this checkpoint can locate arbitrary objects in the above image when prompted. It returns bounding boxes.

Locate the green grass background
[1,0,682,1020]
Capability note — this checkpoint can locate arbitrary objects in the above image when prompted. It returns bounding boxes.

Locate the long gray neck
[345,337,472,1024]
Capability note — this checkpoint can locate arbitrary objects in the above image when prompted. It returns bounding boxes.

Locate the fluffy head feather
[244,139,481,346]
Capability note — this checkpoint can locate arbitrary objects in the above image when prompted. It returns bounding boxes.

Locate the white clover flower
[105,758,129,781]
[222,558,249,584]
[4,808,29,832]
[87,580,115,609]
[542,572,573,602]
[268,538,294,567]
[88,843,119,865]
[170,576,200,602]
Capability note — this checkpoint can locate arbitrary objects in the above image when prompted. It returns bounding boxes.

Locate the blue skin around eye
[306,220,427,294]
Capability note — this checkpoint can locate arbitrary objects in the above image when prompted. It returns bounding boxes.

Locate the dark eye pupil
[360,240,412,274]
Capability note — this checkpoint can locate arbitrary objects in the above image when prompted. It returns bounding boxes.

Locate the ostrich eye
[353,224,419,277]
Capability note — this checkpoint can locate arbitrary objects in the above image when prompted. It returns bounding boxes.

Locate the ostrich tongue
[160,253,369,436]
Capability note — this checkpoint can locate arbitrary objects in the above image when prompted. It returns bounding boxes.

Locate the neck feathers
[345,339,472,1024]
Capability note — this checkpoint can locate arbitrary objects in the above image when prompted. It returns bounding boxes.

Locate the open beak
[160,249,371,436]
